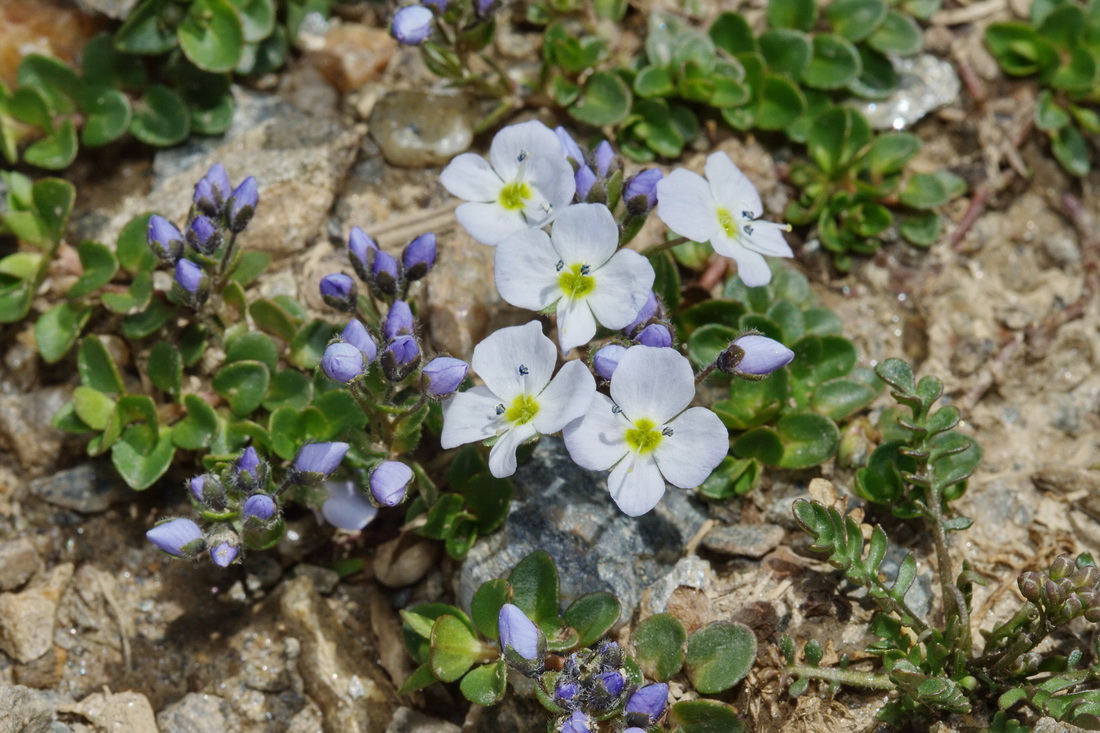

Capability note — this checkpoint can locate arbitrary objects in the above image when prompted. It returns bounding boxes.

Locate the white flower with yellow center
[441,322,596,477]
[495,203,655,354]
[563,346,728,516]
[656,152,792,287]
[440,120,576,246]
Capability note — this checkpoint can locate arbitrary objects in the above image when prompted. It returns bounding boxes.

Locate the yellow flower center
[625,418,663,454]
[558,263,596,300]
[505,393,540,425]
[716,207,738,238]
[499,181,532,211]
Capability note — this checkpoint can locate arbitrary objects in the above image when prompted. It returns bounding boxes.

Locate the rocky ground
[1,0,1099,731]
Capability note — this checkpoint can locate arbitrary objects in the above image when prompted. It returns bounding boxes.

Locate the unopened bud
[1071,565,1099,589]
[1043,579,1067,607]
[1018,571,1042,602]
[1050,554,1075,581]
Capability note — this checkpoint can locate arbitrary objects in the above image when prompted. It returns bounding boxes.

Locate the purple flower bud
[560,710,591,733]
[349,226,378,283]
[384,300,416,341]
[498,603,545,670]
[210,541,239,567]
[174,259,205,294]
[243,494,276,522]
[148,215,184,263]
[321,480,379,531]
[237,446,261,476]
[555,680,579,707]
[146,518,204,557]
[342,319,377,364]
[555,126,584,167]
[624,169,662,214]
[422,356,468,398]
[372,249,400,296]
[635,323,672,348]
[186,215,222,255]
[320,273,358,312]
[189,475,206,501]
[369,460,413,507]
[227,176,258,233]
[624,291,659,336]
[625,683,668,726]
[592,344,626,381]
[423,0,450,7]
[381,335,420,381]
[293,442,350,482]
[596,670,625,697]
[322,342,366,383]
[718,334,795,377]
[402,233,436,281]
[593,140,615,178]
[575,166,598,202]
[193,163,232,216]
[392,5,433,45]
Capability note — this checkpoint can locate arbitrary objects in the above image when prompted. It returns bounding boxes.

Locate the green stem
[642,236,690,257]
[789,664,895,691]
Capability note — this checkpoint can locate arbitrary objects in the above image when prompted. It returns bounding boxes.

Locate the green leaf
[767,0,818,31]
[73,386,117,430]
[115,0,178,54]
[790,334,858,388]
[471,579,512,640]
[116,213,157,274]
[867,132,921,176]
[459,660,507,706]
[80,86,132,147]
[174,67,235,136]
[111,424,176,490]
[715,368,789,430]
[807,107,871,177]
[250,298,300,341]
[684,622,756,694]
[631,613,687,682]
[826,0,888,41]
[668,700,745,733]
[67,240,119,299]
[509,550,560,629]
[172,393,218,450]
[801,34,861,90]
[429,614,483,683]
[212,360,270,416]
[676,300,746,336]
[651,251,681,310]
[420,493,464,540]
[1052,125,1091,177]
[178,0,245,73]
[698,456,759,499]
[759,29,812,78]
[563,592,621,648]
[569,71,632,127]
[227,0,275,42]
[1036,89,1071,132]
[900,211,941,247]
[78,335,125,393]
[24,119,78,170]
[397,662,437,694]
[17,55,80,113]
[756,74,806,130]
[710,12,757,55]
[148,341,182,396]
[262,369,313,411]
[634,66,676,97]
[899,171,957,209]
[130,84,190,146]
[228,250,270,286]
[121,299,173,339]
[984,23,1058,76]
[850,46,899,99]
[290,319,338,370]
[463,473,514,534]
[225,331,279,374]
[35,302,91,363]
[867,10,923,56]
[811,378,878,421]
[311,389,367,436]
[9,86,53,129]
[687,324,738,368]
[82,34,147,89]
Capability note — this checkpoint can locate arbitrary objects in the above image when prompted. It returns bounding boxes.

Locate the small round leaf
[178,0,245,73]
[630,612,687,682]
[685,622,757,694]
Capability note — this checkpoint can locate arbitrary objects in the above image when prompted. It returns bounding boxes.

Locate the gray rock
[702,523,786,559]
[0,564,74,663]
[0,387,71,474]
[457,438,709,618]
[369,91,479,168]
[640,555,712,618]
[156,693,241,733]
[59,691,157,733]
[0,686,73,733]
[879,546,934,620]
[0,538,41,591]
[290,565,340,596]
[848,54,960,130]
[386,707,461,733]
[29,464,129,514]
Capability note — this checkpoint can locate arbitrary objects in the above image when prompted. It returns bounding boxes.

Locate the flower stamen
[505,393,540,425]
[625,418,663,454]
[558,263,596,300]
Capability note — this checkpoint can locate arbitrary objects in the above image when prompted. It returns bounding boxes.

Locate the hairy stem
[789,664,895,691]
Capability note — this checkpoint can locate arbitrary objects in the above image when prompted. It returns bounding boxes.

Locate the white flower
[440,120,576,246]
[495,204,655,353]
[441,322,596,477]
[563,346,728,516]
[656,152,792,287]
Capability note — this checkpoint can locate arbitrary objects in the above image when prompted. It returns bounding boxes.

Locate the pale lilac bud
[148,215,184,263]
[575,166,598,201]
[625,683,668,727]
[402,233,436,281]
[372,249,400,296]
[227,176,258,233]
[189,475,206,501]
[555,126,584,167]
[384,300,416,340]
[635,323,672,348]
[381,335,420,381]
[625,169,662,214]
[422,356,468,398]
[392,5,433,45]
[322,342,366,383]
[349,226,378,283]
[209,541,239,567]
[146,518,204,557]
[234,447,266,489]
[186,215,221,255]
[321,481,379,531]
[320,273,358,312]
[592,344,626,380]
[596,669,625,697]
[555,680,579,707]
[342,319,377,364]
[498,603,545,672]
[193,163,232,215]
[624,291,659,335]
[560,710,591,733]
[293,442,350,482]
[369,461,413,507]
[718,333,794,377]
[593,140,615,178]
[243,494,276,522]
[237,446,261,475]
[174,259,205,294]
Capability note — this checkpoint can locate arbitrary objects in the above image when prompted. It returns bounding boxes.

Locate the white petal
[654,407,729,488]
[472,321,557,401]
[531,359,596,434]
[743,220,793,257]
[563,392,632,471]
[608,453,666,517]
[440,154,504,202]
[488,422,538,477]
[441,386,505,449]
[556,297,597,354]
[656,169,720,244]
[610,345,695,424]
[548,204,619,266]
[455,202,528,246]
[489,120,561,181]
[587,250,656,330]
[523,153,576,221]
[495,229,563,311]
[705,152,763,219]
[729,247,773,287]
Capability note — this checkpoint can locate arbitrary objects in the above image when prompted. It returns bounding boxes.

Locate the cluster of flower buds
[146,442,348,566]
[590,291,675,381]
[391,0,497,46]
[1018,553,1100,624]
[343,227,436,302]
[146,163,259,308]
